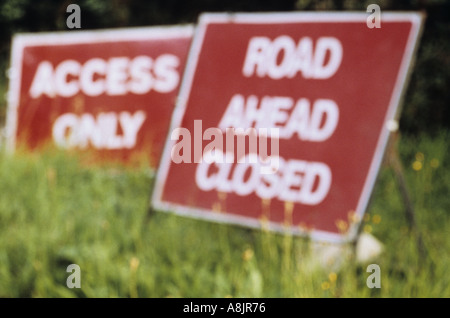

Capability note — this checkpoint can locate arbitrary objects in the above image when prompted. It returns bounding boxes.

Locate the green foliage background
[0,133,449,297]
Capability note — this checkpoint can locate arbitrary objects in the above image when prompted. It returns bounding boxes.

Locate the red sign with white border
[153,12,423,242]
[6,25,193,167]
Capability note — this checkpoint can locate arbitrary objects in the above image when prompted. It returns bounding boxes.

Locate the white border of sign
[4,24,195,152]
[153,12,424,243]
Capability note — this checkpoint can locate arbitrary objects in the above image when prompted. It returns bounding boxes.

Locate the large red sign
[152,12,423,242]
[6,26,193,167]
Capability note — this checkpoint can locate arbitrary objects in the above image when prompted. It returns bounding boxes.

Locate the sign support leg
[386,127,427,259]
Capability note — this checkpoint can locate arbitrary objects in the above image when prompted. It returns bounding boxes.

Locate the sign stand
[384,125,427,259]
[316,124,427,269]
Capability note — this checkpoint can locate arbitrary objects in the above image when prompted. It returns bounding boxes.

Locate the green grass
[0,131,449,298]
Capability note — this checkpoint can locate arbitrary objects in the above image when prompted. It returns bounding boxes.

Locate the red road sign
[6,26,193,167]
[152,12,423,242]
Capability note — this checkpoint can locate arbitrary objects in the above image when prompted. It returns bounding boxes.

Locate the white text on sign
[195,149,331,205]
[29,54,181,151]
[52,111,146,149]
[242,36,343,79]
[193,35,345,206]
[219,94,339,142]
[29,54,180,98]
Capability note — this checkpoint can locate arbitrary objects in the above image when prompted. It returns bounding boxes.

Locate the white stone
[355,233,384,263]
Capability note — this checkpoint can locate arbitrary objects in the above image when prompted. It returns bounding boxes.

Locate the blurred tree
[0,0,448,135]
